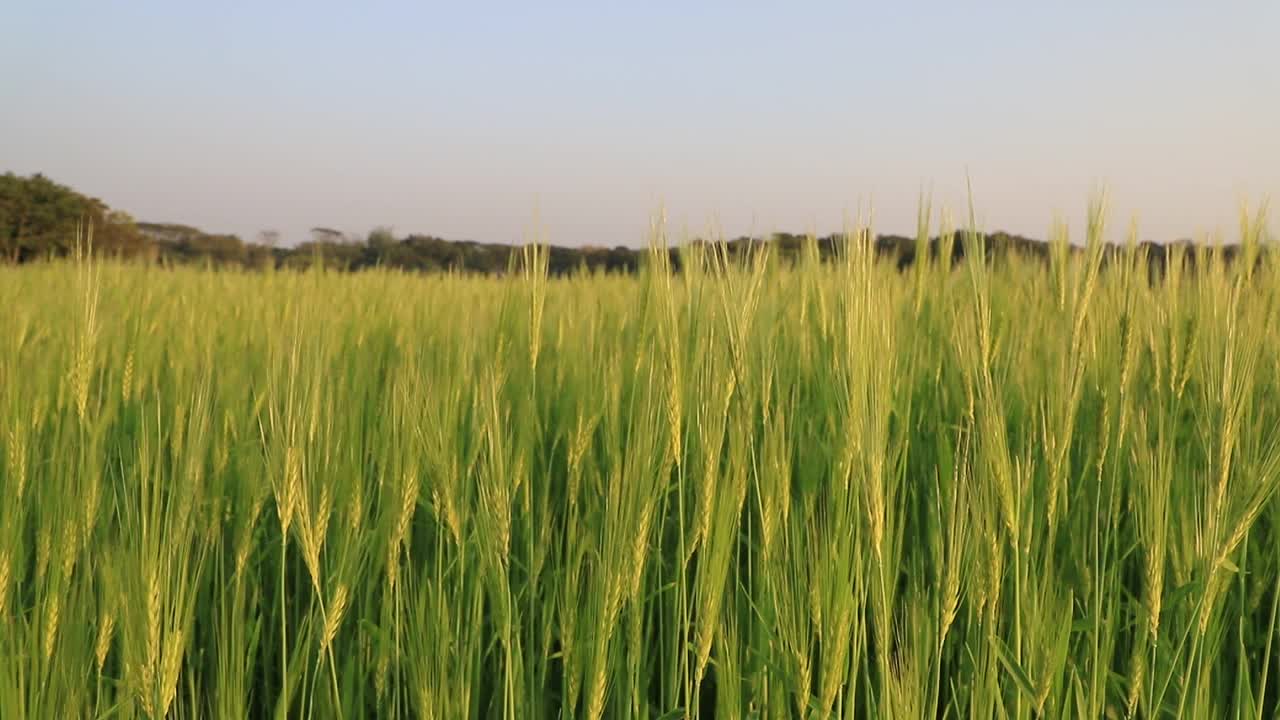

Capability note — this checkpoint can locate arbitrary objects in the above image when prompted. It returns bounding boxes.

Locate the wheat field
[1,206,1279,718]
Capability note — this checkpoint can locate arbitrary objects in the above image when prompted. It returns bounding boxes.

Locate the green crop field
[1,205,1279,718]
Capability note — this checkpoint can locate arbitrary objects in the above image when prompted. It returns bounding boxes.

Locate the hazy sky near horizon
[2,1,1277,246]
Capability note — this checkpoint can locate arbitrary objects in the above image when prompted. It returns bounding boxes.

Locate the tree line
[1,171,1262,276]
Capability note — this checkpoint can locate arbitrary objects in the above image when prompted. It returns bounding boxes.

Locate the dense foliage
[0,173,150,261]
[1,205,1277,718]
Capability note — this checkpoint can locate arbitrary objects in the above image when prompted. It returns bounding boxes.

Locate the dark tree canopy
[0,173,150,261]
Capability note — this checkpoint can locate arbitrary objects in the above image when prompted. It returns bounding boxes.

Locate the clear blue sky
[2,1,1276,246]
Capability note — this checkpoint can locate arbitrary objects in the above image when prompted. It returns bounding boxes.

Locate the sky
[2,1,1277,246]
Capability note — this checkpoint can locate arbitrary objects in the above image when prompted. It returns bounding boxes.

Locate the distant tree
[257,229,281,248]
[309,227,345,244]
[368,226,395,248]
[245,243,277,270]
[0,172,148,261]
